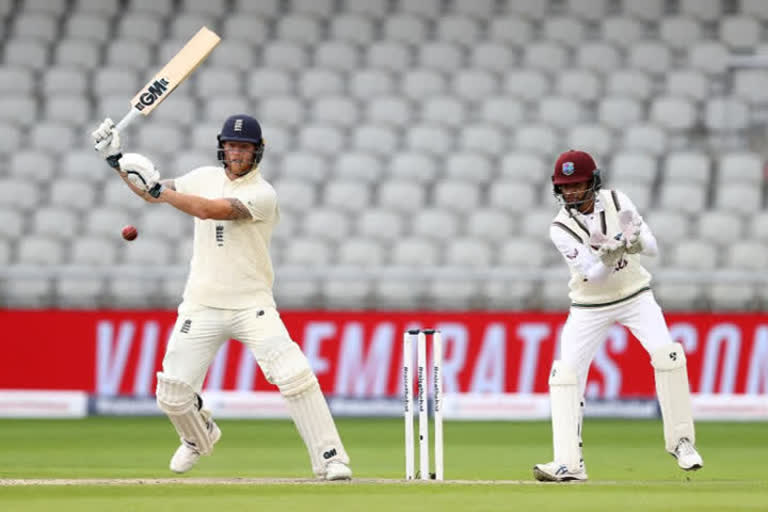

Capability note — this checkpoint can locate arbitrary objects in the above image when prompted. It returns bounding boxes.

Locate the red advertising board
[1,310,766,398]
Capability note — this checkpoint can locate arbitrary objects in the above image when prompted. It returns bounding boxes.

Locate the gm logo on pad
[562,161,575,176]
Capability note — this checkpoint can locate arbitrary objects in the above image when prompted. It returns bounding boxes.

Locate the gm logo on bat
[134,78,170,111]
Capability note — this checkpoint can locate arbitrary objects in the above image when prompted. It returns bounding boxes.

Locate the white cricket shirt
[549,189,658,308]
[175,165,279,309]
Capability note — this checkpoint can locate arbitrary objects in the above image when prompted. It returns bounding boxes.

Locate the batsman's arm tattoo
[224,198,253,220]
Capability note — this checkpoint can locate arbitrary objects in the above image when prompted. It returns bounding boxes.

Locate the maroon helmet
[551,150,602,208]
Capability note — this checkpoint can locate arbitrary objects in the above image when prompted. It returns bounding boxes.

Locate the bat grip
[115,108,142,132]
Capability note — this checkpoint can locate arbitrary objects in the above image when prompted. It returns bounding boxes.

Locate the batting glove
[91,117,123,168]
[118,153,164,198]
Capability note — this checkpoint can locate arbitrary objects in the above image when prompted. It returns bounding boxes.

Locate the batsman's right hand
[91,117,123,167]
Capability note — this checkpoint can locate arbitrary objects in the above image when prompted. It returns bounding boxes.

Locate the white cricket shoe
[323,461,352,481]
[169,421,222,474]
[673,437,703,471]
[533,461,588,482]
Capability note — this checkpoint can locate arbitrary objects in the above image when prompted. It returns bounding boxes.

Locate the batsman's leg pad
[261,337,349,476]
[549,360,581,472]
[651,343,695,453]
[156,372,215,456]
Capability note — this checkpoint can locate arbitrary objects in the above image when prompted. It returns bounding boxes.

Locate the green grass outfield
[0,418,765,512]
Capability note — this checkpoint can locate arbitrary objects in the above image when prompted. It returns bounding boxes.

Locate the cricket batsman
[91,114,352,481]
[533,149,703,482]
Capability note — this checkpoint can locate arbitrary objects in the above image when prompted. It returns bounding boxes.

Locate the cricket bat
[114,26,221,131]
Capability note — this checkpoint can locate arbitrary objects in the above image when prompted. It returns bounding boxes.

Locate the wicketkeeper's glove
[590,230,625,268]
[619,210,643,254]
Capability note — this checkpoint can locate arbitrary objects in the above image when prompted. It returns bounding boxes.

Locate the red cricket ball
[121,225,138,241]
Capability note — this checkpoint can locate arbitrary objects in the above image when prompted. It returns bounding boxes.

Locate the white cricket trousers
[162,301,292,392]
[559,290,674,396]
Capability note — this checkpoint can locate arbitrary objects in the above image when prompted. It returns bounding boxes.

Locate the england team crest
[562,161,575,175]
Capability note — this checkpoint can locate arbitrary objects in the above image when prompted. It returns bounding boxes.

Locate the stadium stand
[0,0,766,311]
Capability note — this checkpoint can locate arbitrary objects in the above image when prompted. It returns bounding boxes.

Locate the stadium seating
[0,0,766,311]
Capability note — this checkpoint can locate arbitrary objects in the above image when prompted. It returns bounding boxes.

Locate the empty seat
[260,96,304,127]
[466,208,514,242]
[314,41,360,73]
[543,17,586,46]
[412,209,459,240]
[82,206,130,240]
[698,211,742,246]
[479,97,524,128]
[436,15,481,45]
[29,122,75,154]
[117,12,163,43]
[17,236,64,265]
[207,40,256,71]
[222,16,269,45]
[621,0,664,21]
[105,40,152,70]
[664,151,711,185]
[337,238,384,266]
[10,151,54,183]
[299,69,344,99]
[262,42,309,72]
[434,181,480,213]
[334,152,384,183]
[0,123,22,155]
[687,41,729,75]
[727,241,768,271]
[576,42,621,74]
[666,70,709,102]
[406,125,452,155]
[523,42,567,73]
[601,16,644,48]
[421,96,466,128]
[303,208,351,241]
[42,67,87,95]
[280,152,329,183]
[108,277,161,308]
[611,182,652,212]
[272,180,316,213]
[136,123,183,155]
[538,97,584,129]
[488,17,534,46]
[3,277,53,307]
[330,14,375,45]
[356,209,405,241]
[471,43,514,73]
[181,0,226,15]
[120,236,172,265]
[343,0,388,19]
[704,98,749,132]
[23,0,68,15]
[391,238,439,266]
[65,13,110,42]
[650,96,697,132]
[378,181,426,213]
[323,181,371,213]
[103,179,143,211]
[719,152,763,185]
[659,17,702,49]
[515,125,558,157]
[606,70,653,100]
[644,210,690,246]
[401,70,447,101]
[557,69,601,102]
[419,42,462,73]
[32,207,78,240]
[488,182,537,213]
[247,69,292,98]
[352,124,399,157]
[680,0,721,21]
[453,70,498,103]
[499,153,548,184]
[383,15,427,44]
[94,68,139,96]
[298,124,345,157]
[312,96,359,128]
[670,240,718,270]
[389,152,438,184]
[461,125,504,156]
[130,0,173,15]
[504,70,551,101]
[622,124,667,157]
[196,67,241,97]
[719,16,760,50]
[137,209,189,242]
[715,184,762,215]
[498,238,549,268]
[366,42,411,73]
[0,67,34,95]
[4,39,48,70]
[598,97,643,130]
[349,69,395,100]
[367,96,412,126]
[659,183,707,214]
[564,0,609,20]
[567,124,613,159]
[0,96,36,126]
[628,41,671,75]
[444,152,493,183]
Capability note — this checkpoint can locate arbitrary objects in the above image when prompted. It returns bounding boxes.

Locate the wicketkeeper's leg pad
[549,360,581,472]
[156,372,215,456]
[651,343,695,453]
[261,337,349,476]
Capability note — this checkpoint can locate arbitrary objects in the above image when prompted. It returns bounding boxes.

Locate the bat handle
[115,108,142,132]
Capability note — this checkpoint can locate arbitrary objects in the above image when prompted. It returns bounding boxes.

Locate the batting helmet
[217,114,265,169]
[551,150,602,208]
